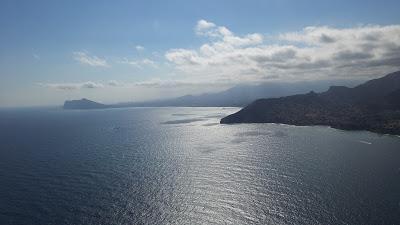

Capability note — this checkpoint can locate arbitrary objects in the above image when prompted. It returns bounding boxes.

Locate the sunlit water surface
[0,107,399,225]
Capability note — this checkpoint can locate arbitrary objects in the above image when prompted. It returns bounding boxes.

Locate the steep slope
[221,71,400,135]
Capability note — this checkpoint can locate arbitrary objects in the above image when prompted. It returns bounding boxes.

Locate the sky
[1,0,400,107]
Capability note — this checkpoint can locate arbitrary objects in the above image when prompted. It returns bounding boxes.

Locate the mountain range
[221,71,400,135]
[63,79,360,109]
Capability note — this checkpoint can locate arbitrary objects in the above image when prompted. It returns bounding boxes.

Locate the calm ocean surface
[0,107,399,225]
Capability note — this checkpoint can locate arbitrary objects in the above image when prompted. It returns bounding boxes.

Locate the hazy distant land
[63,79,361,109]
[63,71,400,135]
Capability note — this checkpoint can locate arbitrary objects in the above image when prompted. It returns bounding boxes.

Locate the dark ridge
[221,71,400,135]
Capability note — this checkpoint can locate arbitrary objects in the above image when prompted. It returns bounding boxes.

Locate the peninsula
[221,71,400,135]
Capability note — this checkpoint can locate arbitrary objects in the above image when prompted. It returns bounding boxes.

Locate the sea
[0,107,399,225]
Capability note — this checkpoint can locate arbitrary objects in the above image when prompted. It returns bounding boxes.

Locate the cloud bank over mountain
[43,21,400,91]
[39,20,400,107]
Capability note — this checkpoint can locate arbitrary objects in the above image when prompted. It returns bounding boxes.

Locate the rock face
[221,71,400,135]
[63,98,108,110]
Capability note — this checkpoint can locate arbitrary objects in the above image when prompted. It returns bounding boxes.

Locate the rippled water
[0,107,399,225]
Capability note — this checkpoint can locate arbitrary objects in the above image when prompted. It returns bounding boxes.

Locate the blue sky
[1,0,400,106]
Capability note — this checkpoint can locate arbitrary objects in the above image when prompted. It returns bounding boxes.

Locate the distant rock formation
[63,98,108,110]
[221,71,400,135]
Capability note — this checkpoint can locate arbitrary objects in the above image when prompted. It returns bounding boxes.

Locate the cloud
[119,58,157,68]
[166,20,400,83]
[39,78,233,91]
[131,78,231,88]
[39,81,104,90]
[81,81,104,89]
[107,80,121,86]
[135,45,145,51]
[195,19,216,35]
[73,51,110,67]
[39,23,400,93]
[33,54,40,60]
[194,19,263,46]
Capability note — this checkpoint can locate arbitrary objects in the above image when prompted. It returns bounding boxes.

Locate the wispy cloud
[107,80,121,87]
[119,57,157,68]
[73,51,110,67]
[130,78,231,88]
[166,20,400,83]
[38,81,105,90]
[135,45,145,51]
[33,54,40,60]
[38,78,232,91]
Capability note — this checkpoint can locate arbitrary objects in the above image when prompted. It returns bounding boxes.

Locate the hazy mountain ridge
[221,71,400,135]
[63,79,362,109]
